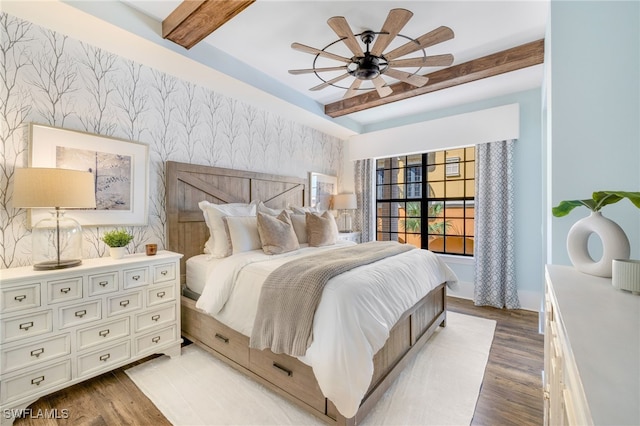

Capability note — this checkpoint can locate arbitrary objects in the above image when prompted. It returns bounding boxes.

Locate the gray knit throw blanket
[250,241,414,356]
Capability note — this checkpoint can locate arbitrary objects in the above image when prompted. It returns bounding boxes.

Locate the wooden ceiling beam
[163,0,255,50]
[324,39,545,118]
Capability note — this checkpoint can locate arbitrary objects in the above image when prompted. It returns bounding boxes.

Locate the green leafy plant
[552,191,640,217]
[101,229,134,247]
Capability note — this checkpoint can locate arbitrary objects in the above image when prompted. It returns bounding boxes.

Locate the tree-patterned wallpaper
[0,13,344,269]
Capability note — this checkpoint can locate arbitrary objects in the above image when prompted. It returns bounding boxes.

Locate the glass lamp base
[33,258,82,271]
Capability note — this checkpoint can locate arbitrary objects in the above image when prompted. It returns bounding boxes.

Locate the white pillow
[290,214,308,244]
[291,205,317,215]
[257,201,282,216]
[199,200,256,258]
[224,216,262,254]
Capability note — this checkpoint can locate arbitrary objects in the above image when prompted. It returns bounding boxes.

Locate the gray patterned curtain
[354,159,374,242]
[474,140,520,309]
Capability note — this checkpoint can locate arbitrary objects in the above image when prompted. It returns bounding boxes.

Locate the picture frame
[309,172,337,211]
[28,123,149,226]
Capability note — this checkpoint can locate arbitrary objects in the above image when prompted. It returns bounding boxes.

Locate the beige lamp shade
[13,168,96,208]
[333,193,357,210]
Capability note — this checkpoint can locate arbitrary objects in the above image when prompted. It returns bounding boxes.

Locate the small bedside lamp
[13,168,96,270]
[333,193,357,233]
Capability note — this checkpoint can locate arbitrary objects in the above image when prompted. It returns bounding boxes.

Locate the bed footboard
[181,283,446,425]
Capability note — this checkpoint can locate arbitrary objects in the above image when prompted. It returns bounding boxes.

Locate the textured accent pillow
[223,216,261,254]
[306,211,338,247]
[290,214,308,244]
[199,200,256,258]
[257,211,300,255]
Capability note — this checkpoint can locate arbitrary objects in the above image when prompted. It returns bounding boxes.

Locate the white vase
[109,247,126,259]
[566,211,630,277]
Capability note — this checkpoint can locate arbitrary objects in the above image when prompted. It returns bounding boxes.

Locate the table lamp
[333,193,357,233]
[13,167,96,270]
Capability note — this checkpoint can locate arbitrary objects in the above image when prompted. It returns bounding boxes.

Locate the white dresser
[0,251,183,424]
[544,265,640,426]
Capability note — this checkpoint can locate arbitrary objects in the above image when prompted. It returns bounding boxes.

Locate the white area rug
[126,312,495,426]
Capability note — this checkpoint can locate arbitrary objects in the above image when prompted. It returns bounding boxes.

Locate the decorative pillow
[306,211,338,247]
[291,206,317,215]
[257,210,300,255]
[290,214,308,244]
[223,216,261,254]
[199,200,256,258]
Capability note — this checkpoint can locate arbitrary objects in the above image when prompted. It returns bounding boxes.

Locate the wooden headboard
[165,161,307,284]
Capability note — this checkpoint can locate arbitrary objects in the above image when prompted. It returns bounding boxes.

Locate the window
[376,148,475,256]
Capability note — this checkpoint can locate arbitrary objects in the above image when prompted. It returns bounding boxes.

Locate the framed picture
[28,123,149,226]
[309,172,337,211]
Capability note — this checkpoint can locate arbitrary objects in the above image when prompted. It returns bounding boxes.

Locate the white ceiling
[53,0,548,133]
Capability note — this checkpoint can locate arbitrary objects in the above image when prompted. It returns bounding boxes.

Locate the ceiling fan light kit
[289,8,455,99]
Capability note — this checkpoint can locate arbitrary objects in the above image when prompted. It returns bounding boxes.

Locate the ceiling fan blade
[288,66,347,75]
[327,16,364,57]
[383,26,454,61]
[344,78,363,99]
[309,73,351,91]
[384,68,429,87]
[387,54,454,68]
[291,42,351,64]
[372,76,393,98]
[371,8,413,57]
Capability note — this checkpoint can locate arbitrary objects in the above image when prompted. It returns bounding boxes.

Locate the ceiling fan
[289,8,455,99]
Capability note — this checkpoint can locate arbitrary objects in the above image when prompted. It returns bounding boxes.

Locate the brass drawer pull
[151,336,161,344]
[151,314,160,322]
[214,333,229,344]
[156,291,166,298]
[75,309,87,318]
[99,329,110,337]
[14,294,27,302]
[99,281,109,287]
[30,348,45,358]
[272,362,292,377]
[19,321,34,331]
[132,275,140,281]
[160,270,168,276]
[60,287,71,294]
[119,300,130,307]
[31,376,45,386]
[99,353,110,362]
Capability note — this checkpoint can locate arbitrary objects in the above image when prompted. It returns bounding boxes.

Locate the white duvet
[195,241,458,418]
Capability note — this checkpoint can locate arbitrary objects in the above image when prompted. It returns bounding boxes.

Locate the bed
[166,161,456,425]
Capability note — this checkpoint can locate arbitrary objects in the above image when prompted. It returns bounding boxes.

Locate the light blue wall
[548,1,640,265]
[379,89,543,307]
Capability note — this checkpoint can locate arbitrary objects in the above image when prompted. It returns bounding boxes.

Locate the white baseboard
[447,280,541,312]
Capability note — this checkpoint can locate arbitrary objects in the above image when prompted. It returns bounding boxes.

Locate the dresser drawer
[135,305,175,332]
[1,310,52,343]
[59,300,101,329]
[134,325,177,355]
[153,262,176,284]
[1,283,41,313]
[77,317,129,351]
[249,348,325,413]
[107,291,142,316]
[88,271,119,296]
[0,360,71,405]
[47,277,83,304]
[77,341,130,378]
[1,334,70,374]
[146,284,176,306]
[123,267,150,289]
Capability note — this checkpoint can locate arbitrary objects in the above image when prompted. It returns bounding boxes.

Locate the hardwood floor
[12,296,543,426]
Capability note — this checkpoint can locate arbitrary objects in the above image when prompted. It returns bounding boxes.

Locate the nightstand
[337,231,361,244]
